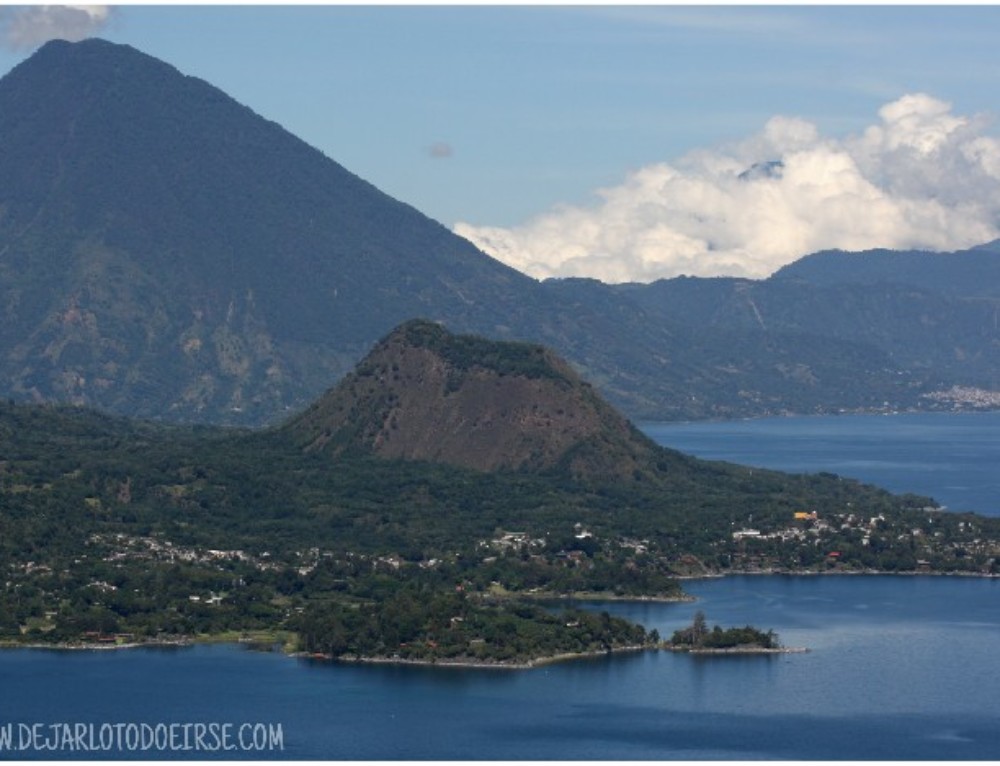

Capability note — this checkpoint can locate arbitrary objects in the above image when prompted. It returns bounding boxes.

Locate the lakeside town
[6,496,997,654]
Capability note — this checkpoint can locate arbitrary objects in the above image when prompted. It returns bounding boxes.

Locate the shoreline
[0,639,193,652]
[664,645,809,655]
[693,568,1000,580]
[643,404,1000,427]
[320,643,655,670]
[0,632,287,653]
[2,569,993,659]
[518,590,695,603]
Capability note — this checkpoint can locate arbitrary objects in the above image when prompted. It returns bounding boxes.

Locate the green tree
[691,610,708,647]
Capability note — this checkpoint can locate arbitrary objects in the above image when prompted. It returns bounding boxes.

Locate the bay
[3,411,999,760]
[642,410,1000,516]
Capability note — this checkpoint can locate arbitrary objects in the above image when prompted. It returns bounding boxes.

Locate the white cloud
[454,94,1000,282]
[0,5,112,51]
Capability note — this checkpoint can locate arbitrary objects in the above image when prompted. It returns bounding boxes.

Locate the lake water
[643,410,1000,517]
[2,576,998,760]
[2,412,998,760]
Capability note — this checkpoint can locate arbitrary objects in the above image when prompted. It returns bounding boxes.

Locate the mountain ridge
[0,38,996,426]
[0,38,541,421]
[771,242,1000,297]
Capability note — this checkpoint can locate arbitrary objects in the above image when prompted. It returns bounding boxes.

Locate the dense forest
[1,393,998,660]
[296,585,656,664]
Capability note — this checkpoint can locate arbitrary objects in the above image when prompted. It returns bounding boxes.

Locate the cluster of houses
[728,507,999,573]
[922,385,1000,409]
[88,532,280,570]
[731,509,896,561]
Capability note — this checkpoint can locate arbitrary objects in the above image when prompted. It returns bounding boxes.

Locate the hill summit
[283,320,662,480]
[2,38,994,426]
[0,38,533,423]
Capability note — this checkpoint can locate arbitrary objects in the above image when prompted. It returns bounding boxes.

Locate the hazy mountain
[0,38,718,424]
[614,246,1000,394]
[0,38,553,423]
[772,242,1000,298]
[1,38,995,425]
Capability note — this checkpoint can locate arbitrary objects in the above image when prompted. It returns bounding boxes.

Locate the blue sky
[2,5,1000,281]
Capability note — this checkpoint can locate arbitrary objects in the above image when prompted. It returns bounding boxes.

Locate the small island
[666,611,807,655]
[296,587,662,668]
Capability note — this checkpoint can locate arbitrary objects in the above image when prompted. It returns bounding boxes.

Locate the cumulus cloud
[0,5,112,51]
[454,94,1000,282]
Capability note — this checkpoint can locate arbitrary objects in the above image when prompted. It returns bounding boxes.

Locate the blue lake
[644,410,1000,517]
[2,411,998,760]
[3,576,998,760]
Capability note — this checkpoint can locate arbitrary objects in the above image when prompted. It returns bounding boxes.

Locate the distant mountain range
[773,241,1000,297]
[609,243,1000,406]
[1,38,996,425]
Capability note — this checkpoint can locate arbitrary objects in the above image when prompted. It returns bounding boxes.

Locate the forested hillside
[2,323,997,658]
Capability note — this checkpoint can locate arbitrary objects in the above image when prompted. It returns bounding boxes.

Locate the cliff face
[283,320,663,480]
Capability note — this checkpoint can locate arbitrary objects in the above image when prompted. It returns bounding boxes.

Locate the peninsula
[664,611,807,655]
[1,322,997,664]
